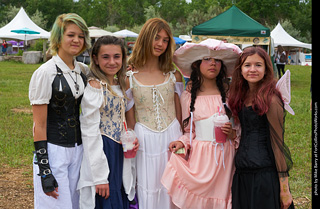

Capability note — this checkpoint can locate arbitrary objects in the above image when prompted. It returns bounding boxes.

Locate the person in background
[126,17,184,209]
[276,45,286,78]
[2,40,7,56]
[29,13,91,209]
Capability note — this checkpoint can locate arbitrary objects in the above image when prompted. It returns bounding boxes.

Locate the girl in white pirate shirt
[29,13,91,209]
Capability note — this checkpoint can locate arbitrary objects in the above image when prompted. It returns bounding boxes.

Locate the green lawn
[0,61,312,207]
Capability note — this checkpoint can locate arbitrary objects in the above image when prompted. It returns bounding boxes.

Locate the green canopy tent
[192,5,270,47]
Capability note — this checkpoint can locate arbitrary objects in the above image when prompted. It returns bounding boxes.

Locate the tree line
[0,0,311,43]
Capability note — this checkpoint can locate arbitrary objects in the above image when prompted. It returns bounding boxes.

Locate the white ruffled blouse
[77,82,136,208]
[29,55,89,105]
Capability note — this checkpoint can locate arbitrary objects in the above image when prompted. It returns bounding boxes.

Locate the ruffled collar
[52,55,81,74]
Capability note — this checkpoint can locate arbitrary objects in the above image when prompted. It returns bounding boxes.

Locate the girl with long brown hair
[126,18,183,209]
[228,46,294,209]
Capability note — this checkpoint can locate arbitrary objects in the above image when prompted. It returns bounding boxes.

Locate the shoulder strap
[126,70,139,89]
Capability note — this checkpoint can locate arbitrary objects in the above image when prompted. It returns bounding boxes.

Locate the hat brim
[173,39,242,78]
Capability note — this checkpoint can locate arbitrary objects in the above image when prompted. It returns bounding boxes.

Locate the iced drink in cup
[213,113,229,143]
[120,128,137,158]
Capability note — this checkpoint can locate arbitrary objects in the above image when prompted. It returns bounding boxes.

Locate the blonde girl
[29,13,90,209]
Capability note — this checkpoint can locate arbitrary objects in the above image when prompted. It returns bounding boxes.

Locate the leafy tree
[157,0,188,26]
[25,0,74,30]
[0,5,20,28]
[174,4,226,36]
[144,5,161,20]
[30,10,48,30]
[0,0,311,43]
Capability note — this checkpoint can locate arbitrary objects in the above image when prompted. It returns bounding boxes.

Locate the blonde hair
[49,13,91,56]
[128,18,175,73]
[89,36,127,98]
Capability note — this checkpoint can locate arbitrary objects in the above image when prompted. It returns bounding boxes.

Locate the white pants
[33,143,83,209]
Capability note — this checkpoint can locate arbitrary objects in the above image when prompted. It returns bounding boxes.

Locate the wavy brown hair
[128,18,175,73]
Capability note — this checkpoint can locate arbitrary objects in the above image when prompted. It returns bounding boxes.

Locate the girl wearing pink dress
[161,39,242,209]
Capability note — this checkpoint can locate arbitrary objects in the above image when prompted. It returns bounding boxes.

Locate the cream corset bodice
[126,70,176,132]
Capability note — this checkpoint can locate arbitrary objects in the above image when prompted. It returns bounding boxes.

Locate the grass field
[0,61,312,208]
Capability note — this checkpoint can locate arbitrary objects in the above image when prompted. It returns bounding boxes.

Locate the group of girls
[29,12,294,209]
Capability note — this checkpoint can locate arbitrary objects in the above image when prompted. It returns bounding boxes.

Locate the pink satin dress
[161,91,239,209]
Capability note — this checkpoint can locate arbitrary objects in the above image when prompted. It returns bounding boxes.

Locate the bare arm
[279,176,293,209]
[125,106,136,130]
[174,70,183,127]
[32,104,48,142]
[174,94,182,126]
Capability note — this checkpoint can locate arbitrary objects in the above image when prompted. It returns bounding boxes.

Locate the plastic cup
[213,114,229,143]
[120,129,137,158]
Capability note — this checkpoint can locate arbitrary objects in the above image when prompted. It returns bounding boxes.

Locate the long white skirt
[135,119,182,209]
[33,143,83,209]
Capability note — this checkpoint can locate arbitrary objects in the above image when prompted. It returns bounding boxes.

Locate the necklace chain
[68,72,79,94]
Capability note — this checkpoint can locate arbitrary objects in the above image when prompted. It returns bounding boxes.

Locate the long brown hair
[228,47,282,117]
[128,18,175,73]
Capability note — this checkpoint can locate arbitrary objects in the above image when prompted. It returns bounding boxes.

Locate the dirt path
[0,165,33,209]
[0,165,312,208]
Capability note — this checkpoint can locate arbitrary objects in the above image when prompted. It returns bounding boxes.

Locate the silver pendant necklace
[68,71,79,94]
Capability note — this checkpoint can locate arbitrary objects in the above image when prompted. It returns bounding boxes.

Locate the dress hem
[161,162,232,209]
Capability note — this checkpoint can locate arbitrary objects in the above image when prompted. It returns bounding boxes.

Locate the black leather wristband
[34,140,58,193]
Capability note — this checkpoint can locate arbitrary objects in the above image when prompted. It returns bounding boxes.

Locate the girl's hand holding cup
[120,128,138,158]
[133,138,139,152]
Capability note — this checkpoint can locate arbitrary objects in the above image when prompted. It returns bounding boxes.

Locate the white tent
[89,26,124,38]
[113,29,138,38]
[271,23,311,49]
[0,7,50,41]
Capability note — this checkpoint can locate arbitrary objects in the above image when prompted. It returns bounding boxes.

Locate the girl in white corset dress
[126,18,184,209]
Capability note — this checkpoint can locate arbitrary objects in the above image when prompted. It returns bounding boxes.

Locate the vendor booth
[271,22,311,66]
[192,5,270,50]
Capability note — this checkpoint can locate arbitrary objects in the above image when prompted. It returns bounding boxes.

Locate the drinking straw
[123,122,128,133]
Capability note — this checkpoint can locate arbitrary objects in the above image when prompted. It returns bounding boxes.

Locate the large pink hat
[173,39,242,78]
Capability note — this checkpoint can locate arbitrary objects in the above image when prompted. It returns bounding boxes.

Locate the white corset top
[194,114,216,143]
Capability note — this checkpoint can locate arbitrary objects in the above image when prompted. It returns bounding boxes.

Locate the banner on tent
[192,35,270,45]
